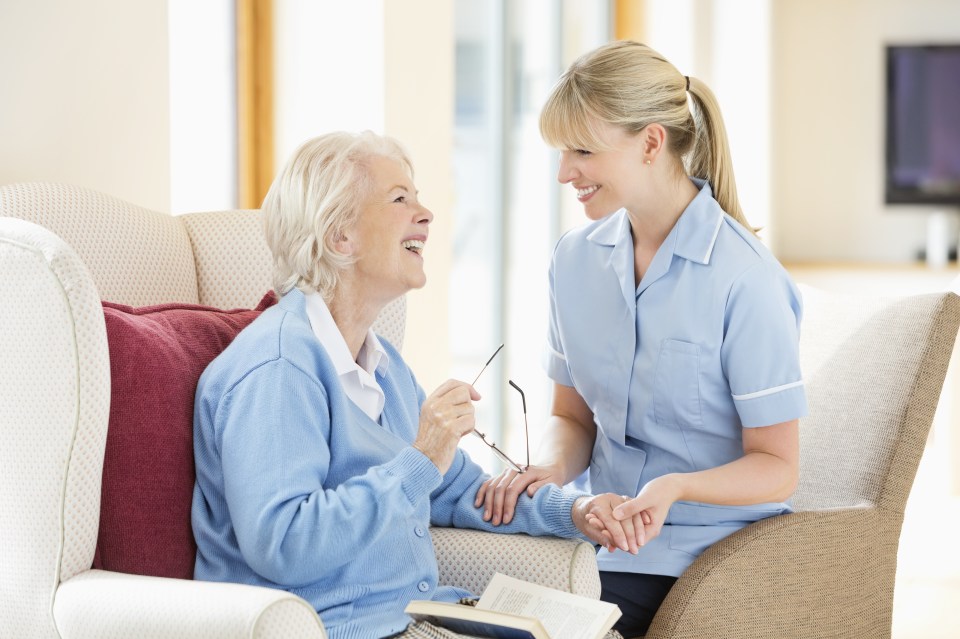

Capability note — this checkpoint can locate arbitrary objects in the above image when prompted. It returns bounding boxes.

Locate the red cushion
[93,292,277,579]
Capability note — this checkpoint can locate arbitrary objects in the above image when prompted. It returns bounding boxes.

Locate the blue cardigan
[192,289,586,639]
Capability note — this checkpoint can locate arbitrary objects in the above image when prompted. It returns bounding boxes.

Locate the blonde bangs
[539,75,614,152]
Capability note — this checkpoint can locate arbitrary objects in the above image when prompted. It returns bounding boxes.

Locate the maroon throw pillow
[93,291,277,579]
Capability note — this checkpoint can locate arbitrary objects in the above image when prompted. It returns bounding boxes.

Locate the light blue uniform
[543,179,808,578]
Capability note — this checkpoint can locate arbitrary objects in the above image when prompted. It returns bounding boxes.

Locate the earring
[644,159,652,165]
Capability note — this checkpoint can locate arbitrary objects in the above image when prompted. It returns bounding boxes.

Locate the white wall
[383,0,454,391]
[0,0,171,212]
[168,0,236,214]
[273,0,385,163]
[773,0,960,263]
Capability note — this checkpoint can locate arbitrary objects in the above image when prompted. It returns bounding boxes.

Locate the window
[450,0,611,471]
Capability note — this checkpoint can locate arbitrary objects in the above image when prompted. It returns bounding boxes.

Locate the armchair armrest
[431,528,601,599]
[53,570,327,639]
[645,505,886,639]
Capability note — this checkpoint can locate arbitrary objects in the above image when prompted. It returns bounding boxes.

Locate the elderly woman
[191,131,630,639]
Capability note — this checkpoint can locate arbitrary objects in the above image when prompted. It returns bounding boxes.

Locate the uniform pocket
[653,339,702,429]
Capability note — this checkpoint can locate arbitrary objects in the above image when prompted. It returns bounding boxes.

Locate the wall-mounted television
[885,44,960,205]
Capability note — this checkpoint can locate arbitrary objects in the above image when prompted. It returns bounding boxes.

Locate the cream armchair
[0,182,600,639]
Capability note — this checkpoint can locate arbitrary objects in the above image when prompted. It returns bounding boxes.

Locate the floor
[891,444,960,639]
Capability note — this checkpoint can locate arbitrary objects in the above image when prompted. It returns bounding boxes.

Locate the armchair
[643,282,960,638]
[0,182,600,639]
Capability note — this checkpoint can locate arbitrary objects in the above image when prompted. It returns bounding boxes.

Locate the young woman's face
[341,155,434,302]
[556,121,649,220]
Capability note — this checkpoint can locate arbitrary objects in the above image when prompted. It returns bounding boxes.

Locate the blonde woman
[477,41,806,636]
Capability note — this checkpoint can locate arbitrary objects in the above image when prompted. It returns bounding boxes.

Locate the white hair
[261,131,413,299]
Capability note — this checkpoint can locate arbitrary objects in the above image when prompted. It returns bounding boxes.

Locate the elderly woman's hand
[413,379,481,475]
[475,465,564,525]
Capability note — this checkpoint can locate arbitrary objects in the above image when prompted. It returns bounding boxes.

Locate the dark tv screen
[885,45,960,205]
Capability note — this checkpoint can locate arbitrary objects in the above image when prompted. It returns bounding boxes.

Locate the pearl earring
[645,159,652,165]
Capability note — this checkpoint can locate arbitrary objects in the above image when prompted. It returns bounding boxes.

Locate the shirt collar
[672,178,726,265]
[585,177,725,266]
[303,291,390,379]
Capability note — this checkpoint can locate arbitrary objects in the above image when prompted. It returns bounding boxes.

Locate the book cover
[405,573,620,639]
[406,600,549,639]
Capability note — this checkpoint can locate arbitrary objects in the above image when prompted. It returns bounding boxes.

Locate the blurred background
[1,2,958,635]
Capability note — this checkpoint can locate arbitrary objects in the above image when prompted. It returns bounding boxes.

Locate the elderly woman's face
[341,155,434,301]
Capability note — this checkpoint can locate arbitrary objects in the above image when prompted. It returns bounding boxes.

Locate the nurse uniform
[543,178,808,577]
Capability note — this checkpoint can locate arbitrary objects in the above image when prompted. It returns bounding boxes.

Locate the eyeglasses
[470,344,530,474]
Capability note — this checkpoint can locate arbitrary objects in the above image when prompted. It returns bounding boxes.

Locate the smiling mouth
[576,185,599,201]
[402,239,425,255]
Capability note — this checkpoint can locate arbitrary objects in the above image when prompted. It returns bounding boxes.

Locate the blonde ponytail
[685,76,753,232]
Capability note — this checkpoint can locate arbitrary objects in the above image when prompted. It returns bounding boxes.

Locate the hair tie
[685,76,690,92]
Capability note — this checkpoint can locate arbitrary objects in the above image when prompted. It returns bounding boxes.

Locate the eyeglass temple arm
[471,343,504,386]
[508,380,530,469]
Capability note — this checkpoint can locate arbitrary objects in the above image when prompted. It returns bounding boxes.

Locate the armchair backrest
[793,285,960,513]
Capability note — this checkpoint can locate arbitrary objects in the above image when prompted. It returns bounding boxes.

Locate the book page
[477,573,619,639]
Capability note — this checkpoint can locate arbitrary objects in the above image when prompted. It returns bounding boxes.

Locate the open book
[405,573,621,639]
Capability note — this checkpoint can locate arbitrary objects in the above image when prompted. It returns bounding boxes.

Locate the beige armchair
[643,282,960,638]
[0,182,600,639]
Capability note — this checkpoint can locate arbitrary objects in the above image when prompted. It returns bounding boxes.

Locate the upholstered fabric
[52,570,328,639]
[180,209,274,310]
[0,218,111,638]
[372,296,407,352]
[95,293,276,579]
[431,528,601,598]
[642,287,960,639]
[0,183,198,306]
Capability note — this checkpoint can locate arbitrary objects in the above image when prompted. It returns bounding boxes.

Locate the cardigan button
[418,581,430,592]
[414,526,425,537]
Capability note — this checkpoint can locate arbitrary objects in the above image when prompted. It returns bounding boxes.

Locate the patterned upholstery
[0,182,594,638]
[180,209,273,310]
[52,570,329,639]
[0,218,111,638]
[0,182,197,306]
[431,528,600,598]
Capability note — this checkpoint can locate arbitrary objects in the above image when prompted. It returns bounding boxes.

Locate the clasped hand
[575,475,680,553]
[475,465,680,553]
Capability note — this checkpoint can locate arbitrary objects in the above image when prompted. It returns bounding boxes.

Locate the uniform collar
[672,178,726,266]
[585,177,725,266]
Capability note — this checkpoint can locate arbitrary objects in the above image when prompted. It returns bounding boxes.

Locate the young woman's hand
[573,494,651,554]
[474,465,564,525]
[413,379,481,475]
[611,474,683,546]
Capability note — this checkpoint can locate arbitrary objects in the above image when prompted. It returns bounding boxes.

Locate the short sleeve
[541,253,574,386]
[721,262,808,427]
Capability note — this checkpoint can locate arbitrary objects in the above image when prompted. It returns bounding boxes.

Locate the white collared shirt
[303,291,390,422]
